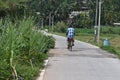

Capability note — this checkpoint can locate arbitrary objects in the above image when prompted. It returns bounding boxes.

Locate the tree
[0,0,28,18]
[102,0,120,25]
[28,0,85,25]
[88,0,120,26]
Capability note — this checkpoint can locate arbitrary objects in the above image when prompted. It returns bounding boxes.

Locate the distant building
[69,10,89,19]
[69,0,89,18]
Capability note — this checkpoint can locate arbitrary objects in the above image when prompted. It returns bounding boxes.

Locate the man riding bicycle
[66,24,75,49]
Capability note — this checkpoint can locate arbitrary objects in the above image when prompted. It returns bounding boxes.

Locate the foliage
[54,21,67,33]
[0,17,55,80]
[101,26,120,35]
[1,0,120,27]
[75,28,94,34]
[73,13,93,28]
[89,0,120,26]
[27,0,120,26]
[0,0,28,18]
[102,0,120,25]
[27,0,87,26]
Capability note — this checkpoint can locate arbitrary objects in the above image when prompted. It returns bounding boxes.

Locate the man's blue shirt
[67,27,75,38]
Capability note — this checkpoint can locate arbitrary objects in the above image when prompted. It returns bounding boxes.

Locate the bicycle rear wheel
[68,40,72,51]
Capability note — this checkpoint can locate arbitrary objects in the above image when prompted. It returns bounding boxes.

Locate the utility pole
[41,18,44,29]
[52,15,54,31]
[97,0,102,44]
[49,12,51,28]
[94,0,98,42]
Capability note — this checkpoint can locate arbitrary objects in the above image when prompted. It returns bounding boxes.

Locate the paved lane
[44,34,120,80]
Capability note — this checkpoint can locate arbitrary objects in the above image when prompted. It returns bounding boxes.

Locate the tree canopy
[0,0,120,27]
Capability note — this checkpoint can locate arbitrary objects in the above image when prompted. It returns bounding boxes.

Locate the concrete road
[44,34,120,80]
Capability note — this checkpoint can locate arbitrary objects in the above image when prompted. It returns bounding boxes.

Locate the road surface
[43,34,120,80]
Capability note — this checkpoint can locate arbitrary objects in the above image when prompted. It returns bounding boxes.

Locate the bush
[54,21,67,33]
[73,14,93,28]
[0,17,55,80]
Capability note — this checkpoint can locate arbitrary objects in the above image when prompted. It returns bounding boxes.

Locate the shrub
[0,17,55,80]
[73,14,93,28]
[54,21,67,33]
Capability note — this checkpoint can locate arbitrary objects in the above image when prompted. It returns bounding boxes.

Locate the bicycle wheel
[68,40,72,51]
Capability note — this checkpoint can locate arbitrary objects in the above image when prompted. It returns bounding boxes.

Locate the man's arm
[66,28,68,36]
[66,31,68,36]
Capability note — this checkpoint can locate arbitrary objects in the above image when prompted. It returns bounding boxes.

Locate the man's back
[67,27,74,38]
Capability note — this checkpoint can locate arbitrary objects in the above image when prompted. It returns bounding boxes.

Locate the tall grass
[0,17,55,80]
[101,26,120,35]
[75,28,94,35]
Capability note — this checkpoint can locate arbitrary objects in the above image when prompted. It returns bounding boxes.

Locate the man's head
[69,24,73,28]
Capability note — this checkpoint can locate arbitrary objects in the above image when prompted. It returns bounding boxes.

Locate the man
[66,24,75,48]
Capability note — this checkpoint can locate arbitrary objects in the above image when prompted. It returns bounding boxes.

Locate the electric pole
[94,0,98,42]
[97,0,102,44]
[49,12,51,28]
[52,15,54,31]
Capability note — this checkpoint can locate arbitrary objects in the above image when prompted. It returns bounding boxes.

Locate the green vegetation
[101,26,120,35]
[0,17,55,80]
[0,0,120,79]
[53,21,67,33]
[1,0,120,28]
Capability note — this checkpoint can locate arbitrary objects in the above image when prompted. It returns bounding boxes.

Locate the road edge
[36,59,49,80]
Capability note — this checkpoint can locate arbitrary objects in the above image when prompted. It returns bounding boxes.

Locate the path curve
[43,34,120,80]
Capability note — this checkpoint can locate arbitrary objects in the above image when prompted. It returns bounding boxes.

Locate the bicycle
[67,38,74,51]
